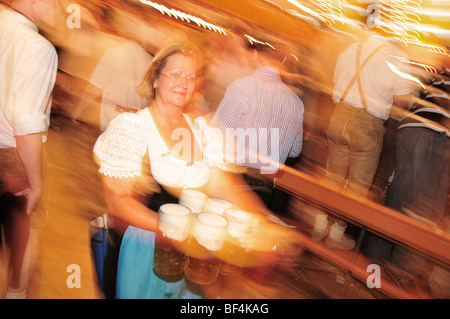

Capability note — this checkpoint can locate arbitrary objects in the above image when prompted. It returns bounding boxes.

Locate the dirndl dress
[115,189,202,299]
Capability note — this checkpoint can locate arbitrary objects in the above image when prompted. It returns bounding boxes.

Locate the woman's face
[155,53,197,109]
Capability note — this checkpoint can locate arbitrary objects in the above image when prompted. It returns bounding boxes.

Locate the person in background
[312,29,413,251]
[207,35,304,209]
[364,57,449,296]
[0,0,59,299]
[76,8,153,131]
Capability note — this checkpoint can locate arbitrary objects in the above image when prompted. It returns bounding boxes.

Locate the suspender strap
[356,43,368,110]
[339,42,389,109]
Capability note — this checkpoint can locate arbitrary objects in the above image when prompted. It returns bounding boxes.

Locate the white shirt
[93,110,211,189]
[89,41,153,131]
[333,36,412,120]
[0,9,58,148]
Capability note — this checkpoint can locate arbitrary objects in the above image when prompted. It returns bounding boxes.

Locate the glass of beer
[185,212,228,285]
[179,189,208,214]
[203,198,233,215]
[220,209,254,276]
[152,203,192,279]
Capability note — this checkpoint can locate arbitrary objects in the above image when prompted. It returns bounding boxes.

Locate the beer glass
[185,212,228,285]
[179,189,207,214]
[220,209,254,276]
[152,203,192,278]
[203,198,233,215]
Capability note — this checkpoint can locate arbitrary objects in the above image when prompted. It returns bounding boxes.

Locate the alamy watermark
[171,126,281,174]
[66,264,81,288]
[66,4,81,29]
[65,263,382,289]
[366,4,381,29]
[366,264,381,288]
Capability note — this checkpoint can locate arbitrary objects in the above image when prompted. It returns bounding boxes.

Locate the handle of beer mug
[264,214,302,266]
[270,232,304,267]
[266,213,296,229]
[156,228,190,255]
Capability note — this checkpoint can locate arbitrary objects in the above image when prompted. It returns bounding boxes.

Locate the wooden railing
[265,165,450,298]
[268,165,450,266]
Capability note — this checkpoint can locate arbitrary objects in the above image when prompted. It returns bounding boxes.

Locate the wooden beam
[266,165,450,267]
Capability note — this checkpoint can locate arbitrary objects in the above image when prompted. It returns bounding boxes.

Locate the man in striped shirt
[208,37,304,207]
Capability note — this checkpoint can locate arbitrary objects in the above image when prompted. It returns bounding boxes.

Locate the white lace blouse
[93,108,213,189]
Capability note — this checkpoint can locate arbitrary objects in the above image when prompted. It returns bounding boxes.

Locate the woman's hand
[235,214,301,268]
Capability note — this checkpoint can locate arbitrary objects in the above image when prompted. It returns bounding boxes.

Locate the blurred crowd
[0,0,449,299]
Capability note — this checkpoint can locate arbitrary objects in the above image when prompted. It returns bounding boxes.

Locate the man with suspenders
[312,32,413,250]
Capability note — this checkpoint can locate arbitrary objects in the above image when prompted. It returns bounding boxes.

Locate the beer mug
[179,189,207,214]
[203,198,233,215]
[152,203,192,278]
[185,213,228,285]
[220,209,254,276]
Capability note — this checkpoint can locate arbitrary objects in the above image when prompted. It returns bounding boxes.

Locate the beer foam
[198,212,228,227]
[225,209,252,222]
[179,189,207,213]
[181,189,207,199]
[159,225,190,242]
[203,198,233,215]
[160,203,191,216]
[158,204,191,241]
[224,209,253,238]
[192,213,227,251]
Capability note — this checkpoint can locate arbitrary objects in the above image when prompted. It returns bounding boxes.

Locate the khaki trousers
[0,146,50,228]
[0,148,29,195]
[324,103,385,197]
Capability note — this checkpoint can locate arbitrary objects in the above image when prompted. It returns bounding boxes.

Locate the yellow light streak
[262,0,284,11]
[386,61,426,88]
[377,0,422,43]
[266,42,276,50]
[420,9,450,18]
[139,0,227,35]
[393,55,437,73]
[366,0,449,56]
[244,35,266,45]
[286,0,330,24]
[310,0,345,24]
[244,35,277,51]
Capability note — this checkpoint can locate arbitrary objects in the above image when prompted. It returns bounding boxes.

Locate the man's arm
[390,93,413,120]
[12,42,58,215]
[14,133,43,215]
[288,128,303,159]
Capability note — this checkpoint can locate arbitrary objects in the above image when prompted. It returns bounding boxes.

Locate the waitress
[93,38,281,299]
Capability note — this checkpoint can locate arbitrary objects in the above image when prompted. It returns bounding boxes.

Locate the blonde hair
[139,39,200,100]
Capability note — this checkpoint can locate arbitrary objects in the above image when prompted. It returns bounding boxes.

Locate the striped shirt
[398,67,450,137]
[208,67,304,174]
